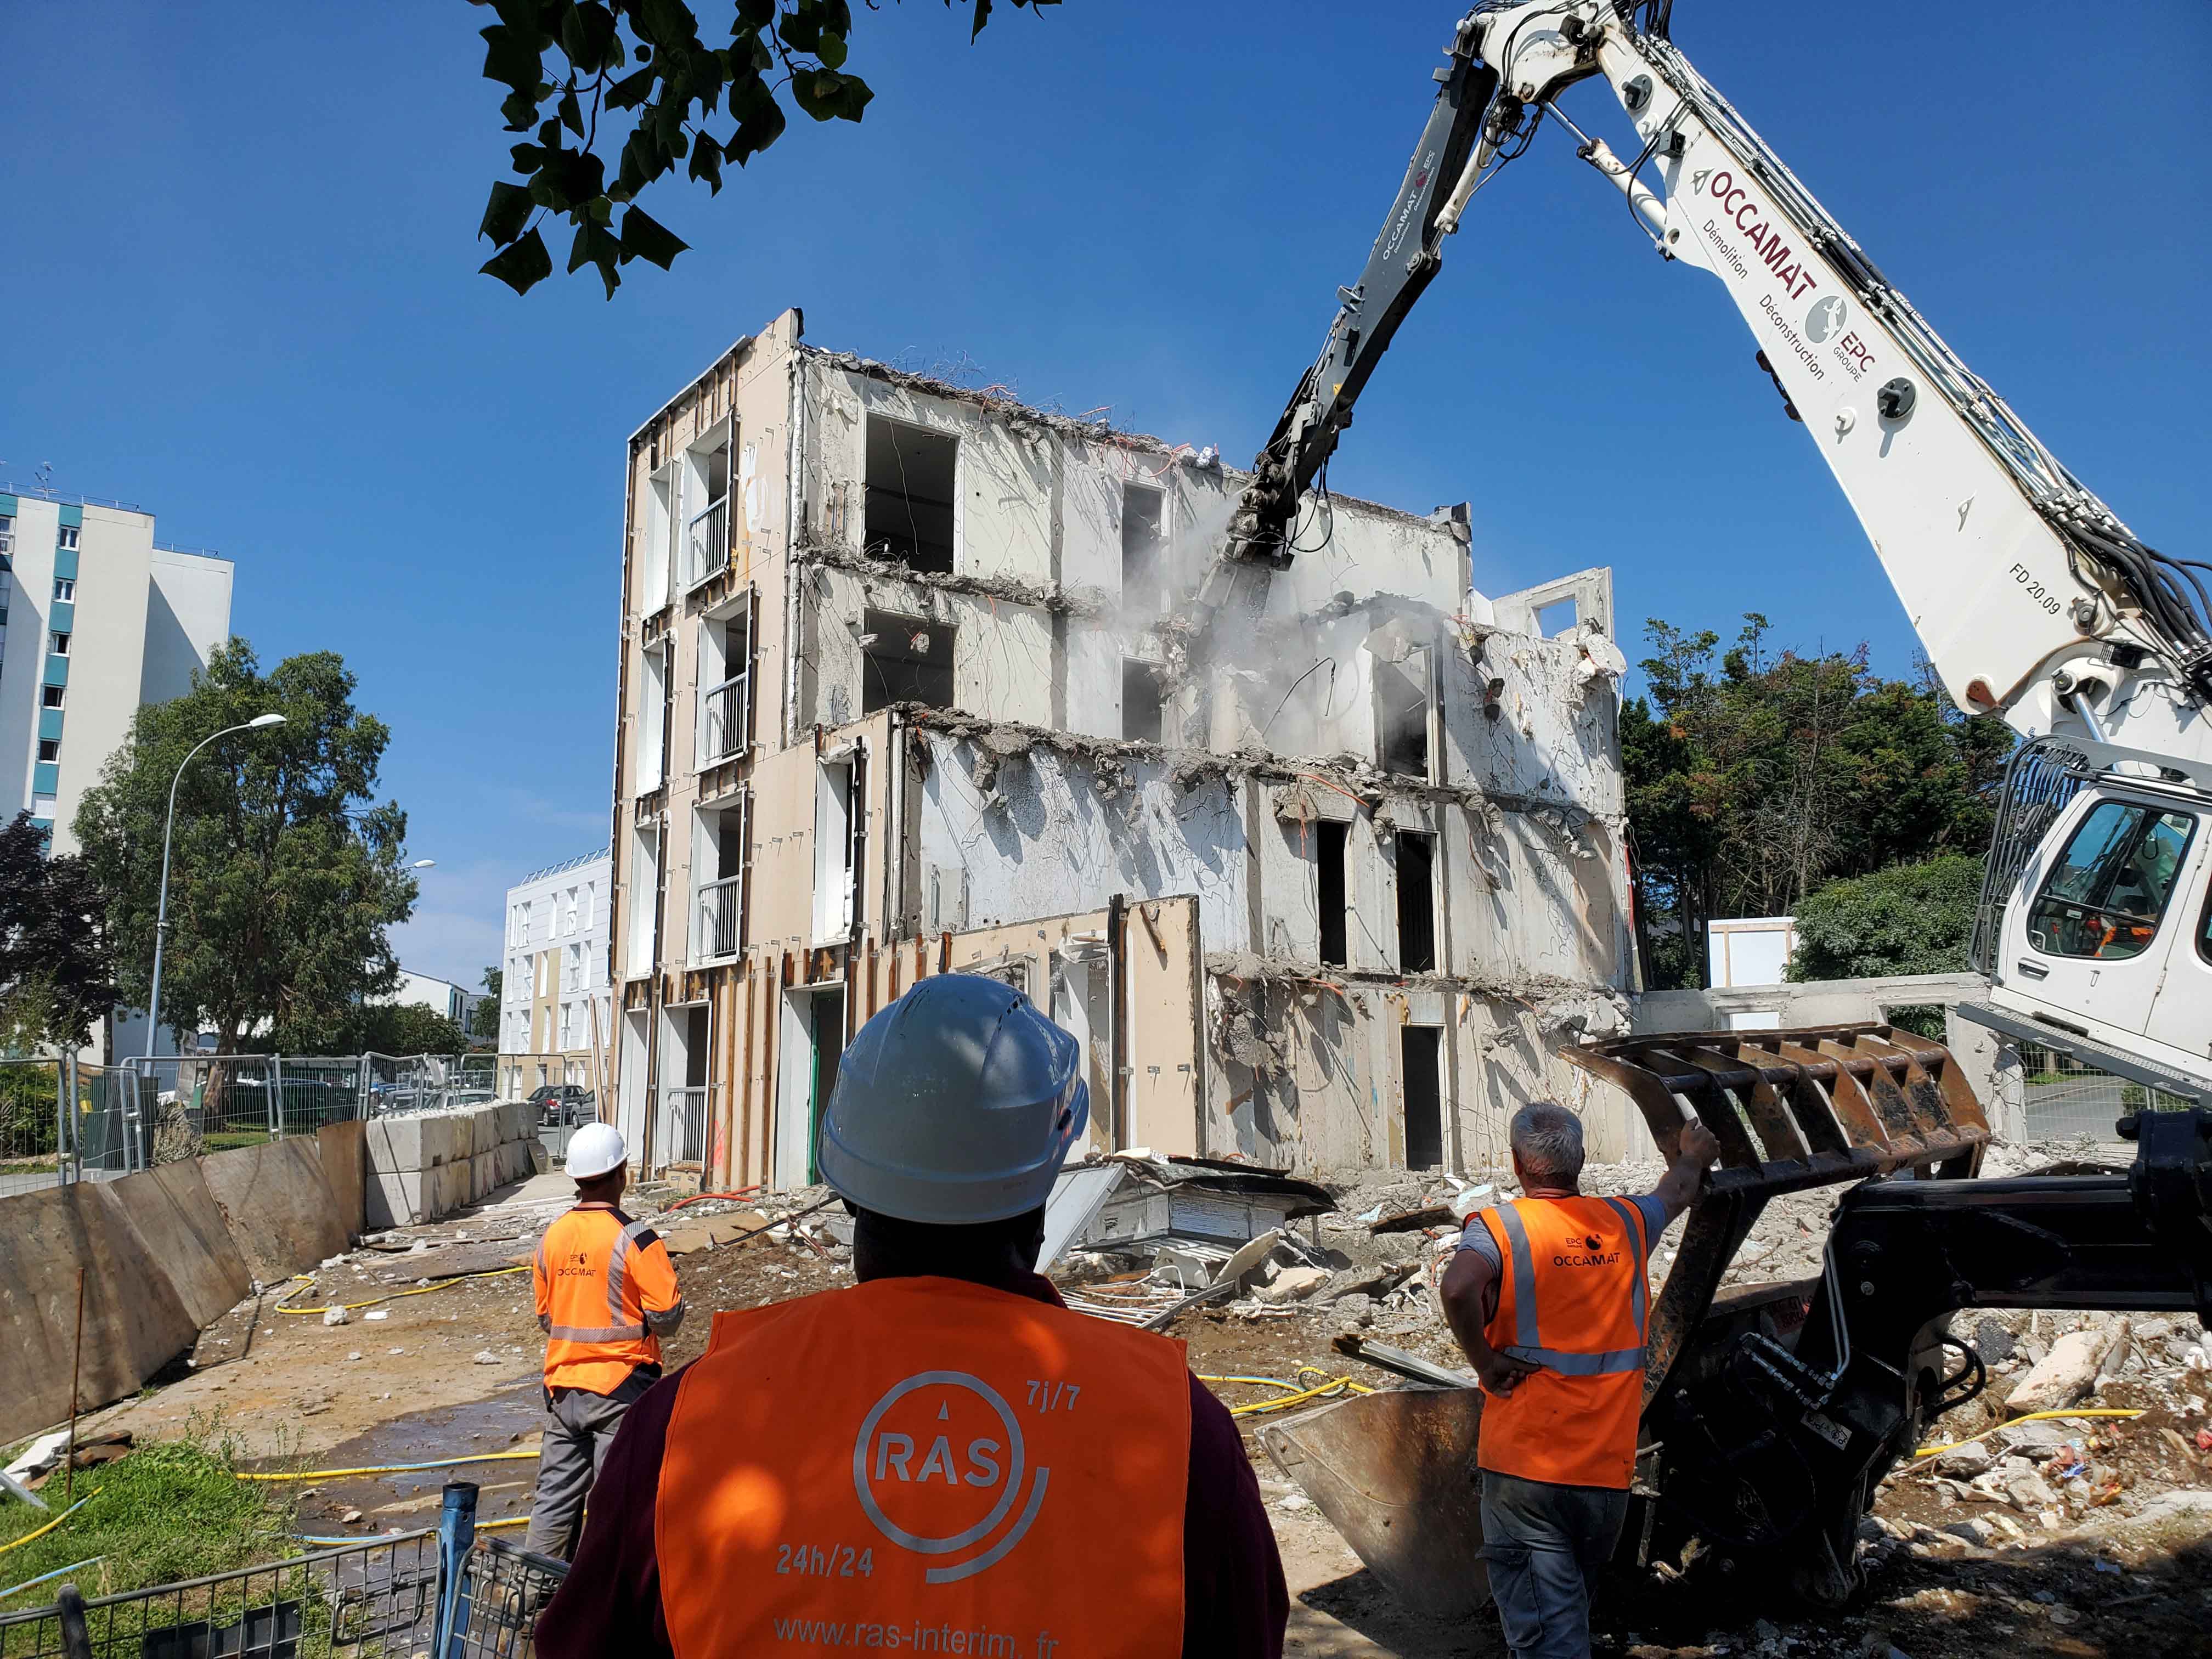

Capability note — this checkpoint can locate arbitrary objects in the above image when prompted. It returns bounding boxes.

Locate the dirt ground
[71,1163,2212,1658]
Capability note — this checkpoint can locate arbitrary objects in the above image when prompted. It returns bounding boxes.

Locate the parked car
[527,1084,597,1127]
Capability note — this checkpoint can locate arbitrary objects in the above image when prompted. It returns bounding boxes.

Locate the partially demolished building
[607,308,1635,1188]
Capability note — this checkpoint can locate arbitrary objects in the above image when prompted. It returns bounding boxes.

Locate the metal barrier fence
[119,1053,515,1163]
[0,1059,146,1198]
[2009,1036,2194,1141]
[657,1086,709,1171]
[0,1488,565,1658]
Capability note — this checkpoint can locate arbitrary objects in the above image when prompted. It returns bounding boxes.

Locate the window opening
[52,578,72,602]
[699,589,757,763]
[808,989,847,1183]
[861,608,953,712]
[1122,659,1165,745]
[1317,821,1349,968]
[1535,598,1579,638]
[50,632,69,656]
[57,526,78,551]
[864,418,957,574]
[814,752,867,940]
[1401,1026,1443,1170]
[42,685,64,709]
[2026,799,2196,961]
[1121,483,1165,607]
[37,740,59,763]
[1396,832,1437,974]
[1373,645,1431,778]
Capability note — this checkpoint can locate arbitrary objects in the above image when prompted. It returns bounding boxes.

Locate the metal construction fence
[0,1059,147,1199]
[2007,1036,2197,1142]
[0,1487,563,1659]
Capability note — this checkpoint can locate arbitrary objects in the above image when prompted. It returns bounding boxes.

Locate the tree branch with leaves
[472,0,1059,296]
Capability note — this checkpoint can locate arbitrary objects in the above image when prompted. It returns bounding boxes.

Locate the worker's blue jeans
[1479,1470,1629,1659]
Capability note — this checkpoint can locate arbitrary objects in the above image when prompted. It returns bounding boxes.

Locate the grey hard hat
[816,973,1088,1225]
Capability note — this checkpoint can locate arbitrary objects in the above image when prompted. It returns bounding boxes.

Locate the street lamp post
[144,714,287,1058]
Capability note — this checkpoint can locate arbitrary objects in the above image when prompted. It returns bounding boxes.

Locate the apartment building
[0,485,233,851]
[608,310,1637,1187]
[500,848,615,1092]
[377,968,481,1029]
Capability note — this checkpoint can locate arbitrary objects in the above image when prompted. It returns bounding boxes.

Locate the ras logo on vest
[851,1370,1048,1585]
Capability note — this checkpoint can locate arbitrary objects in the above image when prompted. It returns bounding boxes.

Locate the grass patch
[0,1427,297,1605]
[199,1130,273,1153]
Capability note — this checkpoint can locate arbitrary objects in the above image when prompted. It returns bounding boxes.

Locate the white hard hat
[567,1122,628,1181]
[817,974,1087,1226]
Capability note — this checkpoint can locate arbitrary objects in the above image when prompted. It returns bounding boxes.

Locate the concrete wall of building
[501,850,614,1069]
[608,312,1633,1184]
[143,548,233,703]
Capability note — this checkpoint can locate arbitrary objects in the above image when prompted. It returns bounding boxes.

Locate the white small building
[1706,916,1800,992]
[500,849,614,1095]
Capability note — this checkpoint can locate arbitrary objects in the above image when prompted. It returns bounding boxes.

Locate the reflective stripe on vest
[1489,1198,1648,1376]
[538,1206,673,1394]
[656,1277,1190,1656]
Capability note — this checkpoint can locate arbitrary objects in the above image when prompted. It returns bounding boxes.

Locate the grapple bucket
[1257,1389,1490,1620]
[1562,1021,1989,1399]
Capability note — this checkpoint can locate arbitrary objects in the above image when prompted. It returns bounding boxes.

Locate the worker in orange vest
[1440,1102,1720,1659]
[523,1121,685,1561]
[535,974,1288,1658]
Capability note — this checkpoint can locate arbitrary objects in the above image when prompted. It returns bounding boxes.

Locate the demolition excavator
[1210,0,2212,1612]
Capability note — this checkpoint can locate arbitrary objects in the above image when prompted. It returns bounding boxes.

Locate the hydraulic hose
[274,1265,530,1316]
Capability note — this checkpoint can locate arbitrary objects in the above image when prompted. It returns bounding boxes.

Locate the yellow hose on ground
[1908,1407,2145,1466]
[274,1265,530,1316]
[0,1497,92,1560]
[1196,1369,1375,1419]
[238,1449,540,1483]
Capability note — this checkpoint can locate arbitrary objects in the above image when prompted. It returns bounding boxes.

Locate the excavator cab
[1967,737,2212,1098]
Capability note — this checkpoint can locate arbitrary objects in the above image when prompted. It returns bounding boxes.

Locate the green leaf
[618,204,689,269]
[507,140,544,173]
[969,0,992,38]
[499,88,539,131]
[790,67,873,122]
[479,227,554,294]
[568,219,624,298]
[478,22,543,90]
[557,86,585,137]
[477,179,534,245]
[687,132,724,194]
[816,30,848,69]
[726,76,787,161]
[605,64,657,110]
[638,0,697,47]
[561,2,621,72]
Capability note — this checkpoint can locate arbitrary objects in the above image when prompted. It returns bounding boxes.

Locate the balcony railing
[696,873,743,960]
[699,672,749,764]
[684,496,729,590]
[657,1086,709,1169]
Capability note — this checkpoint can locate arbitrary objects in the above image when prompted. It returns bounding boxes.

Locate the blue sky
[3,1,2206,987]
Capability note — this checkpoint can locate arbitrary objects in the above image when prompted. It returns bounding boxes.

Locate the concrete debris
[472,1350,500,1365]
[2005,1320,2131,1414]
[1252,1266,1330,1305]
[322,1307,349,1328]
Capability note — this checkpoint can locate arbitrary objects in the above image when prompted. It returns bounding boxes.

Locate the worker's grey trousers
[1479,1470,1630,1659]
[523,1389,633,1562]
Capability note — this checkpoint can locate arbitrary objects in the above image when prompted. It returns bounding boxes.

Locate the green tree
[1623,614,2012,988]
[73,644,420,1054]
[1788,855,1987,982]
[274,1000,467,1058]
[472,0,1060,296]
[470,967,504,1041]
[0,810,117,1052]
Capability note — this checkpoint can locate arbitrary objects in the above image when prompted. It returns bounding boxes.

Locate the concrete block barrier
[201,1139,349,1284]
[0,1184,203,1444]
[94,1165,253,1330]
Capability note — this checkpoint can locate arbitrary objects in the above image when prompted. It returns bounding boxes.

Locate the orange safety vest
[1474,1195,1652,1490]
[657,1276,1190,1657]
[533,1203,684,1396]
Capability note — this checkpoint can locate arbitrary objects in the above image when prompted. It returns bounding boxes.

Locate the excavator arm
[1187,21,1502,636]
[1204,3,2212,766]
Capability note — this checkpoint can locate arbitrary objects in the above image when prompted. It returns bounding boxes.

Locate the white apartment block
[377,968,481,1029]
[0,486,233,851]
[500,849,614,1090]
[608,312,1635,1187]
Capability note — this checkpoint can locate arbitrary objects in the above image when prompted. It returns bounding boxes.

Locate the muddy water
[258,1384,549,1538]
